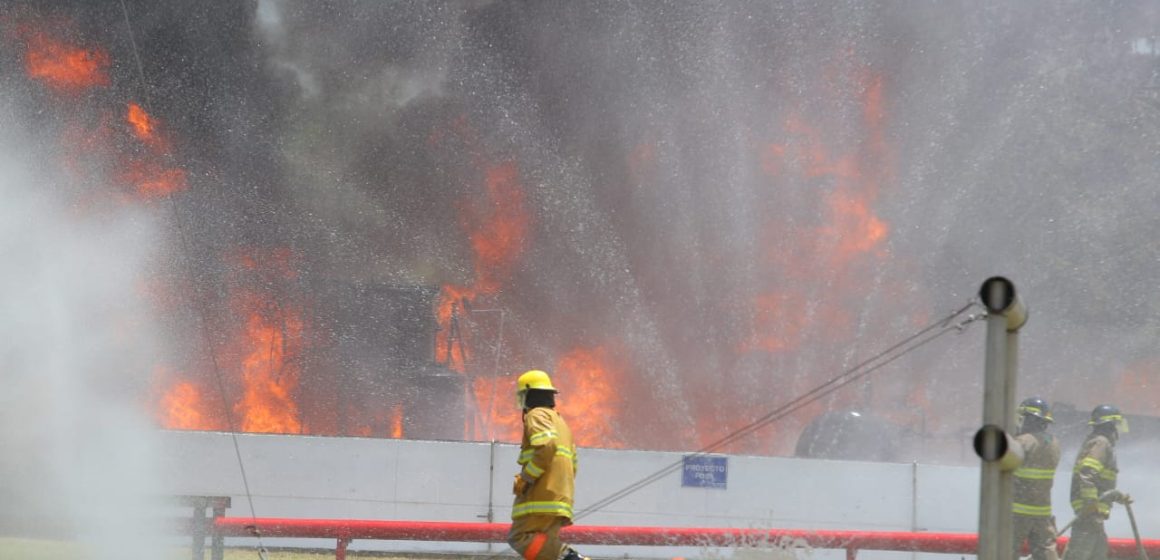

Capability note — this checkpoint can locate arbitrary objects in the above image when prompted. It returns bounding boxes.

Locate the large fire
[13,10,918,455]
[154,249,308,435]
[228,249,305,434]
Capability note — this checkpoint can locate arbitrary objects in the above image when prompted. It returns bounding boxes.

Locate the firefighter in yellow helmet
[507,370,589,560]
[1011,397,1061,560]
[1063,404,1131,560]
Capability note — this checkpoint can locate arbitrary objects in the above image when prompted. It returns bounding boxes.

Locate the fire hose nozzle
[979,276,1028,332]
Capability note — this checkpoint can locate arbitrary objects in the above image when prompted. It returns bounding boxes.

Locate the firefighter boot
[560,546,590,560]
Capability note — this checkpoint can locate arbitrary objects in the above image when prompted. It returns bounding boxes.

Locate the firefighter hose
[1125,502,1148,560]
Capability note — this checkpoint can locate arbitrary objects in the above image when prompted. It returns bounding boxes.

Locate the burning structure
[4,1,1160,462]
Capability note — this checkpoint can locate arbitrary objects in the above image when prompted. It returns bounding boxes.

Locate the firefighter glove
[513,473,534,495]
[1100,489,1131,504]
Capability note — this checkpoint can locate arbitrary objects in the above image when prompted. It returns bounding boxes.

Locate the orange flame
[464,161,531,292]
[473,375,522,442]
[126,103,172,153]
[228,249,304,435]
[436,159,532,379]
[120,159,187,199]
[159,381,213,430]
[390,405,405,439]
[120,103,187,198]
[740,69,896,453]
[235,304,303,434]
[20,27,109,94]
[750,70,892,355]
[435,284,477,373]
[468,346,628,447]
[555,346,626,449]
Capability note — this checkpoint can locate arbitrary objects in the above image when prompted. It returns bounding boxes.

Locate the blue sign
[681,455,727,489]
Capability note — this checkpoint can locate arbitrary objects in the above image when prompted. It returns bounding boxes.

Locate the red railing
[213,518,1159,560]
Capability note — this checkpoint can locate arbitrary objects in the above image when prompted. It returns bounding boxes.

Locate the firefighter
[507,370,589,560]
[1012,397,1061,560]
[1063,404,1131,560]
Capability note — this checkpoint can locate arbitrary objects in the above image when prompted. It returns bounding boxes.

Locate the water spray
[116,1,268,557]
[575,298,983,522]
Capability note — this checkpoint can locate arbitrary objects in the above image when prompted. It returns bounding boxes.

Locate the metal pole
[912,461,919,560]
[487,439,497,553]
[192,504,206,560]
[999,328,1019,560]
[211,502,227,560]
[979,301,1009,560]
[976,277,1028,560]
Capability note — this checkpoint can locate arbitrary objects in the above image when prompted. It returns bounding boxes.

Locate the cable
[116,1,267,557]
[573,301,982,521]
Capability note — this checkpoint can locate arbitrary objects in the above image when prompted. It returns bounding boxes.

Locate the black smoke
[7,0,1160,457]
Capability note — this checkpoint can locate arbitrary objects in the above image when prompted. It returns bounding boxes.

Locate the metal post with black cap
[974,277,1028,560]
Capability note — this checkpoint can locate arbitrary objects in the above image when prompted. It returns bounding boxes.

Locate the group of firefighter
[1013,398,1132,560]
[503,367,1133,560]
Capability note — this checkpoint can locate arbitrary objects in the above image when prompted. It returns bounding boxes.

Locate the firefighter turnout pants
[1013,514,1059,560]
[1063,517,1108,560]
[509,514,568,560]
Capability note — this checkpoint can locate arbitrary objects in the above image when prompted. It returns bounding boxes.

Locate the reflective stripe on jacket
[513,407,577,520]
[1069,433,1117,518]
[1012,431,1060,518]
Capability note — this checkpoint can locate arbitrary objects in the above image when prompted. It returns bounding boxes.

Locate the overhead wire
[116,1,268,557]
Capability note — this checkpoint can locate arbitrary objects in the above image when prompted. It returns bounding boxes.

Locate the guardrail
[213,518,1160,560]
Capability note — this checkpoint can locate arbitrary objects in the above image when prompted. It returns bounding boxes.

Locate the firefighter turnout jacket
[514,406,578,520]
[1013,431,1061,518]
[1069,433,1118,519]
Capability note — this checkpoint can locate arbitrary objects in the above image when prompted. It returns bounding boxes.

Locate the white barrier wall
[155,431,1156,558]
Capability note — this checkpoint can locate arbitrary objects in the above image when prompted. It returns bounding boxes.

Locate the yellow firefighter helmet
[517,369,557,392]
[516,369,557,409]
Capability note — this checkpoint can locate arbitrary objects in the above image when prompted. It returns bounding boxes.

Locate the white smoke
[0,100,168,558]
